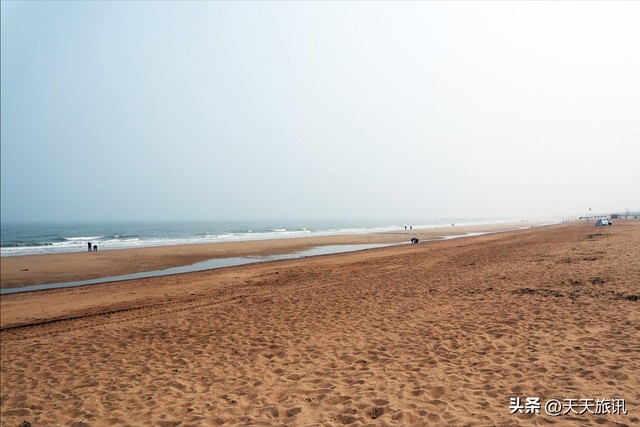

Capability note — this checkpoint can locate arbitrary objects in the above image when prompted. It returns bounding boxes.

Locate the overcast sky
[1,1,638,222]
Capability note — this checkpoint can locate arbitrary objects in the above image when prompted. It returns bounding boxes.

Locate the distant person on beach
[88,242,92,252]
[93,244,98,251]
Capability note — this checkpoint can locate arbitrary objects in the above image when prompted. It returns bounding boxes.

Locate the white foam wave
[64,236,103,241]
[1,219,532,257]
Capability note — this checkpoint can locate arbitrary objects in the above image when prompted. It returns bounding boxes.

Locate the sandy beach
[0,222,536,290]
[1,220,638,426]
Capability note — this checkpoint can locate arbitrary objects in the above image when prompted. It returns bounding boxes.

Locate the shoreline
[0,221,546,290]
[0,219,537,258]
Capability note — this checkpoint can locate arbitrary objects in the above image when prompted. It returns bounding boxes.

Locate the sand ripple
[1,221,639,425]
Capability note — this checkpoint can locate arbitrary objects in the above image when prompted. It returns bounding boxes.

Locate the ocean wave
[64,236,103,241]
[0,241,54,248]
[104,234,139,240]
[0,219,528,257]
[102,236,140,241]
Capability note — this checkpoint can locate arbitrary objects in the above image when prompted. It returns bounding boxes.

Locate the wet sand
[1,221,638,426]
[1,222,535,290]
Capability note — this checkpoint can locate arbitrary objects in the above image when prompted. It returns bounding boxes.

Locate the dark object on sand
[595,218,612,226]
[19,421,32,427]
[411,237,419,244]
[368,407,385,419]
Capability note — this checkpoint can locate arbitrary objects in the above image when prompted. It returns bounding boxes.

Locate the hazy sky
[2,1,639,222]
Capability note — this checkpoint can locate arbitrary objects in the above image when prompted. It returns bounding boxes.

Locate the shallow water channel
[0,244,395,295]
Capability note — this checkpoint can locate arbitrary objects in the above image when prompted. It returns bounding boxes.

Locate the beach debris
[18,422,31,427]
[589,276,605,285]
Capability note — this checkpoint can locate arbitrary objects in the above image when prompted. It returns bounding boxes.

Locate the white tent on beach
[595,219,611,226]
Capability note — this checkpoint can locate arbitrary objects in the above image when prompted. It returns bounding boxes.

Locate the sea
[1,218,513,257]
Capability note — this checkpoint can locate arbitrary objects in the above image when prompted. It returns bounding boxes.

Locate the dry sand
[1,221,638,426]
